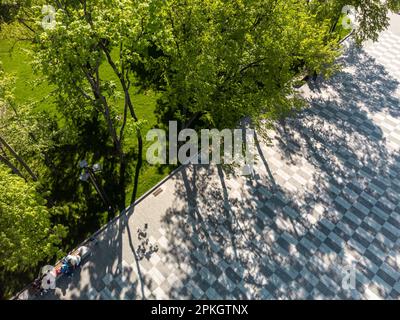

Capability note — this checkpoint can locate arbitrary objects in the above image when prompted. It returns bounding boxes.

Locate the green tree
[0,0,38,41]
[0,62,41,181]
[0,63,66,298]
[310,0,400,43]
[140,0,340,129]
[31,0,162,206]
[0,164,66,272]
[135,0,398,131]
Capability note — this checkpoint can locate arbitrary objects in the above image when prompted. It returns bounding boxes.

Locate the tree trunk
[329,12,342,34]
[130,131,143,206]
[119,153,127,208]
[99,44,145,208]
[101,97,122,155]
[0,135,38,181]
[183,111,203,130]
[83,67,123,157]
[0,153,27,181]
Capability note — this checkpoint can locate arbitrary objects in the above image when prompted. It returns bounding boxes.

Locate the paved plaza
[34,15,400,300]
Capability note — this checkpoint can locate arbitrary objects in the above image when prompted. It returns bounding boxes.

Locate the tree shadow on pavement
[158,42,400,299]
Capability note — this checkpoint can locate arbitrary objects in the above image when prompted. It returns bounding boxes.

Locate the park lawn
[0,40,57,114]
[0,39,172,207]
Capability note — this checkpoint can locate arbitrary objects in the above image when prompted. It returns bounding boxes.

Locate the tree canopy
[0,164,66,272]
[147,0,341,129]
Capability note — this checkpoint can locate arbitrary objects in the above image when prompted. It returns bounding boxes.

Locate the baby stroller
[30,265,57,297]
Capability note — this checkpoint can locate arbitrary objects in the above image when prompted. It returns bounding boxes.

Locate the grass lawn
[0,39,172,209]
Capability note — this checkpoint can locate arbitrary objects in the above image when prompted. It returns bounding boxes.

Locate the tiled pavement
[32,16,400,300]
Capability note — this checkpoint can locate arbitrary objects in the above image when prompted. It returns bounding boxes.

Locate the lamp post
[79,160,112,213]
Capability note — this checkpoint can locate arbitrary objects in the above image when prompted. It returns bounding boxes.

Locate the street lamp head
[79,172,90,182]
[79,160,88,169]
[92,163,102,172]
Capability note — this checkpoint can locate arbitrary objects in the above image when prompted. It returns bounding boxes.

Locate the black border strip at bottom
[0,299,393,319]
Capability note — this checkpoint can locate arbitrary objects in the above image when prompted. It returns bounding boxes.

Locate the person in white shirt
[66,254,81,269]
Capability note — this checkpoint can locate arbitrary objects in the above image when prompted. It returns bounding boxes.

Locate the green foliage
[0,61,59,182]
[0,164,66,272]
[30,0,174,208]
[134,0,397,130]
[389,0,400,12]
[141,0,341,129]
[309,0,398,44]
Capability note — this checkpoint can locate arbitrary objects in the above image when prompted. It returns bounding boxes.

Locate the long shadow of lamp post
[79,160,114,215]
